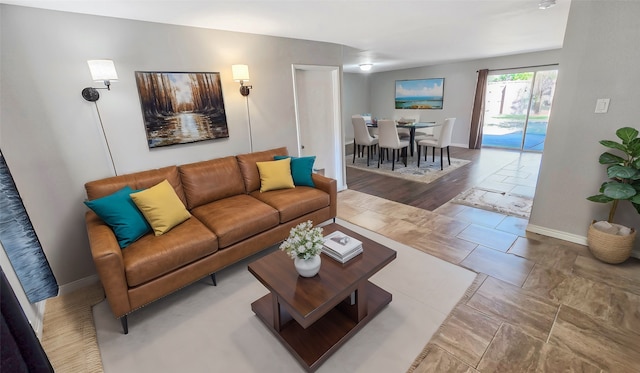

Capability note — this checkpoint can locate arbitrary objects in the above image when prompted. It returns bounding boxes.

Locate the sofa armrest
[311,173,337,219]
[85,211,131,317]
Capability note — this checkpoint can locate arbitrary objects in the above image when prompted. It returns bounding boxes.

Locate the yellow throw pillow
[256,158,295,193]
[130,179,191,236]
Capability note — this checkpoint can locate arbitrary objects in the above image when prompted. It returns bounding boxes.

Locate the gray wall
[530,0,640,254]
[0,5,343,289]
[342,72,371,141]
[368,50,561,147]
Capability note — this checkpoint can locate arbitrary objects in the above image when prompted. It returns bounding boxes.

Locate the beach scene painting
[395,78,444,109]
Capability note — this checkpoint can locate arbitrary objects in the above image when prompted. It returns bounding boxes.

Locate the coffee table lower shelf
[251,281,391,372]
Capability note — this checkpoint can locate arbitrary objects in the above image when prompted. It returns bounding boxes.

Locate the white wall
[368,50,561,147]
[342,72,371,142]
[0,5,343,288]
[530,0,640,255]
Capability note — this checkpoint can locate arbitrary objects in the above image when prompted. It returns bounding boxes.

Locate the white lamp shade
[359,64,373,71]
[87,60,118,81]
[232,64,250,82]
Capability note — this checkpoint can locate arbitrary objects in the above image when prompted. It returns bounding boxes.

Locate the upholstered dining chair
[414,120,442,143]
[416,118,456,170]
[393,113,418,140]
[377,119,410,171]
[414,123,435,138]
[352,115,379,166]
[361,114,378,138]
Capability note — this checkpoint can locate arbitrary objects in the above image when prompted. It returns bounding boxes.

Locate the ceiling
[2,0,571,73]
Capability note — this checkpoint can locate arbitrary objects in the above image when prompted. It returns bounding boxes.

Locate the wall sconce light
[359,64,373,72]
[82,59,119,102]
[82,59,119,175]
[232,64,252,96]
[232,64,254,152]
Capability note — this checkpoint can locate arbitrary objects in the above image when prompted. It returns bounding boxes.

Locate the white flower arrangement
[280,220,324,260]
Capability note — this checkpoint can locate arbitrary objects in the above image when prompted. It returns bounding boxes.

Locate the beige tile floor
[338,156,640,373]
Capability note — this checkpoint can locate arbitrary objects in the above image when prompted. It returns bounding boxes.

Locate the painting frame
[395,78,445,110]
[135,71,229,148]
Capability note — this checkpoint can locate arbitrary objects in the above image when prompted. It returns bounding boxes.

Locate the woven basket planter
[587,221,636,264]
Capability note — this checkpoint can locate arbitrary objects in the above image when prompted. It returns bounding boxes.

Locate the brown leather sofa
[84,147,337,334]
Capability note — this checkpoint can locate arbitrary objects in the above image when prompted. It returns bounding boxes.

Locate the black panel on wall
[0,151,58,303]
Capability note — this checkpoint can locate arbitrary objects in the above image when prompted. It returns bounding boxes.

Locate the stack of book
[322,231,363,263]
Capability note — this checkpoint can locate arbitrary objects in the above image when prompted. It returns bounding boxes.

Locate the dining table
[368,121,438,156]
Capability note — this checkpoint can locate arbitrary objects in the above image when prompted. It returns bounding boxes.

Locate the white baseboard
[57,274,100,296]
[526,223,640,259]
[33,300,46,338]
[526,224,588,245]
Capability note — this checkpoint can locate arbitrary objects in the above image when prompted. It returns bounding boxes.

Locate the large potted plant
[586,127,640,263]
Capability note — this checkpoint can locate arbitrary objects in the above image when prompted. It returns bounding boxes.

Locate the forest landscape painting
[395,78,444,109]
[136,72,229,148]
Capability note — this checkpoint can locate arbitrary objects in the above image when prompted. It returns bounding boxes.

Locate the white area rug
[451,187,533,218]
[346,155,470,184]
[93,219,475,373]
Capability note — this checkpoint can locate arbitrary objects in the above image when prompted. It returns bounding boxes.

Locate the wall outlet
[595,98,610,114]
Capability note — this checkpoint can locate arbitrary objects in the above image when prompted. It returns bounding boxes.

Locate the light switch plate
[595,98,610,113]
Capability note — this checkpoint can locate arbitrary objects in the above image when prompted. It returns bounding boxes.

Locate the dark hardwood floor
[346,145,528,211]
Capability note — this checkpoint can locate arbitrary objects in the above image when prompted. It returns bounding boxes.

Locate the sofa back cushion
[178,156,246,210]
[236,147,289,193]
[85,166,187,206]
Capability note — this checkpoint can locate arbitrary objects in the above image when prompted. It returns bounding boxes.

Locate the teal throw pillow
[84,186,151,248]
[274,155,316,187]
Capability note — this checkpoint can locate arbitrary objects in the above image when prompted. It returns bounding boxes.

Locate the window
[482,68,558,151]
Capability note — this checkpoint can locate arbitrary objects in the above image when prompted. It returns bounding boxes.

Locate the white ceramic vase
[294,254,321,277]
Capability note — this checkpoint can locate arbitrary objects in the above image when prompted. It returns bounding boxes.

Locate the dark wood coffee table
[248,223,397,372]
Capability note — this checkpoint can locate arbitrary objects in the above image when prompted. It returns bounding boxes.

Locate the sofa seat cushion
[122,217,218,287]
[191,195,279,248]
[250,187,330,223]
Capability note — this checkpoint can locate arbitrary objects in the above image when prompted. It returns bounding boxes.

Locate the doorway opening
[482,67,558,151]
[291,65,345,190]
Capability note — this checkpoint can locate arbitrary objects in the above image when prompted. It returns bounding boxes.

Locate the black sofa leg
[121,315,128,335]
[211,273,217,286]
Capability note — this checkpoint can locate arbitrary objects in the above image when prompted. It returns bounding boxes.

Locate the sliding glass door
[481,68,558,151]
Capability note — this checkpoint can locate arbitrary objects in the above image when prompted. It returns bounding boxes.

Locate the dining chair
[352,115,379,166]
[415,124,435,138]
[414,121,440,143]
[360,114,379,137]
[416,118,456,170]
[393,114,418,140]
[377,119,409,171]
